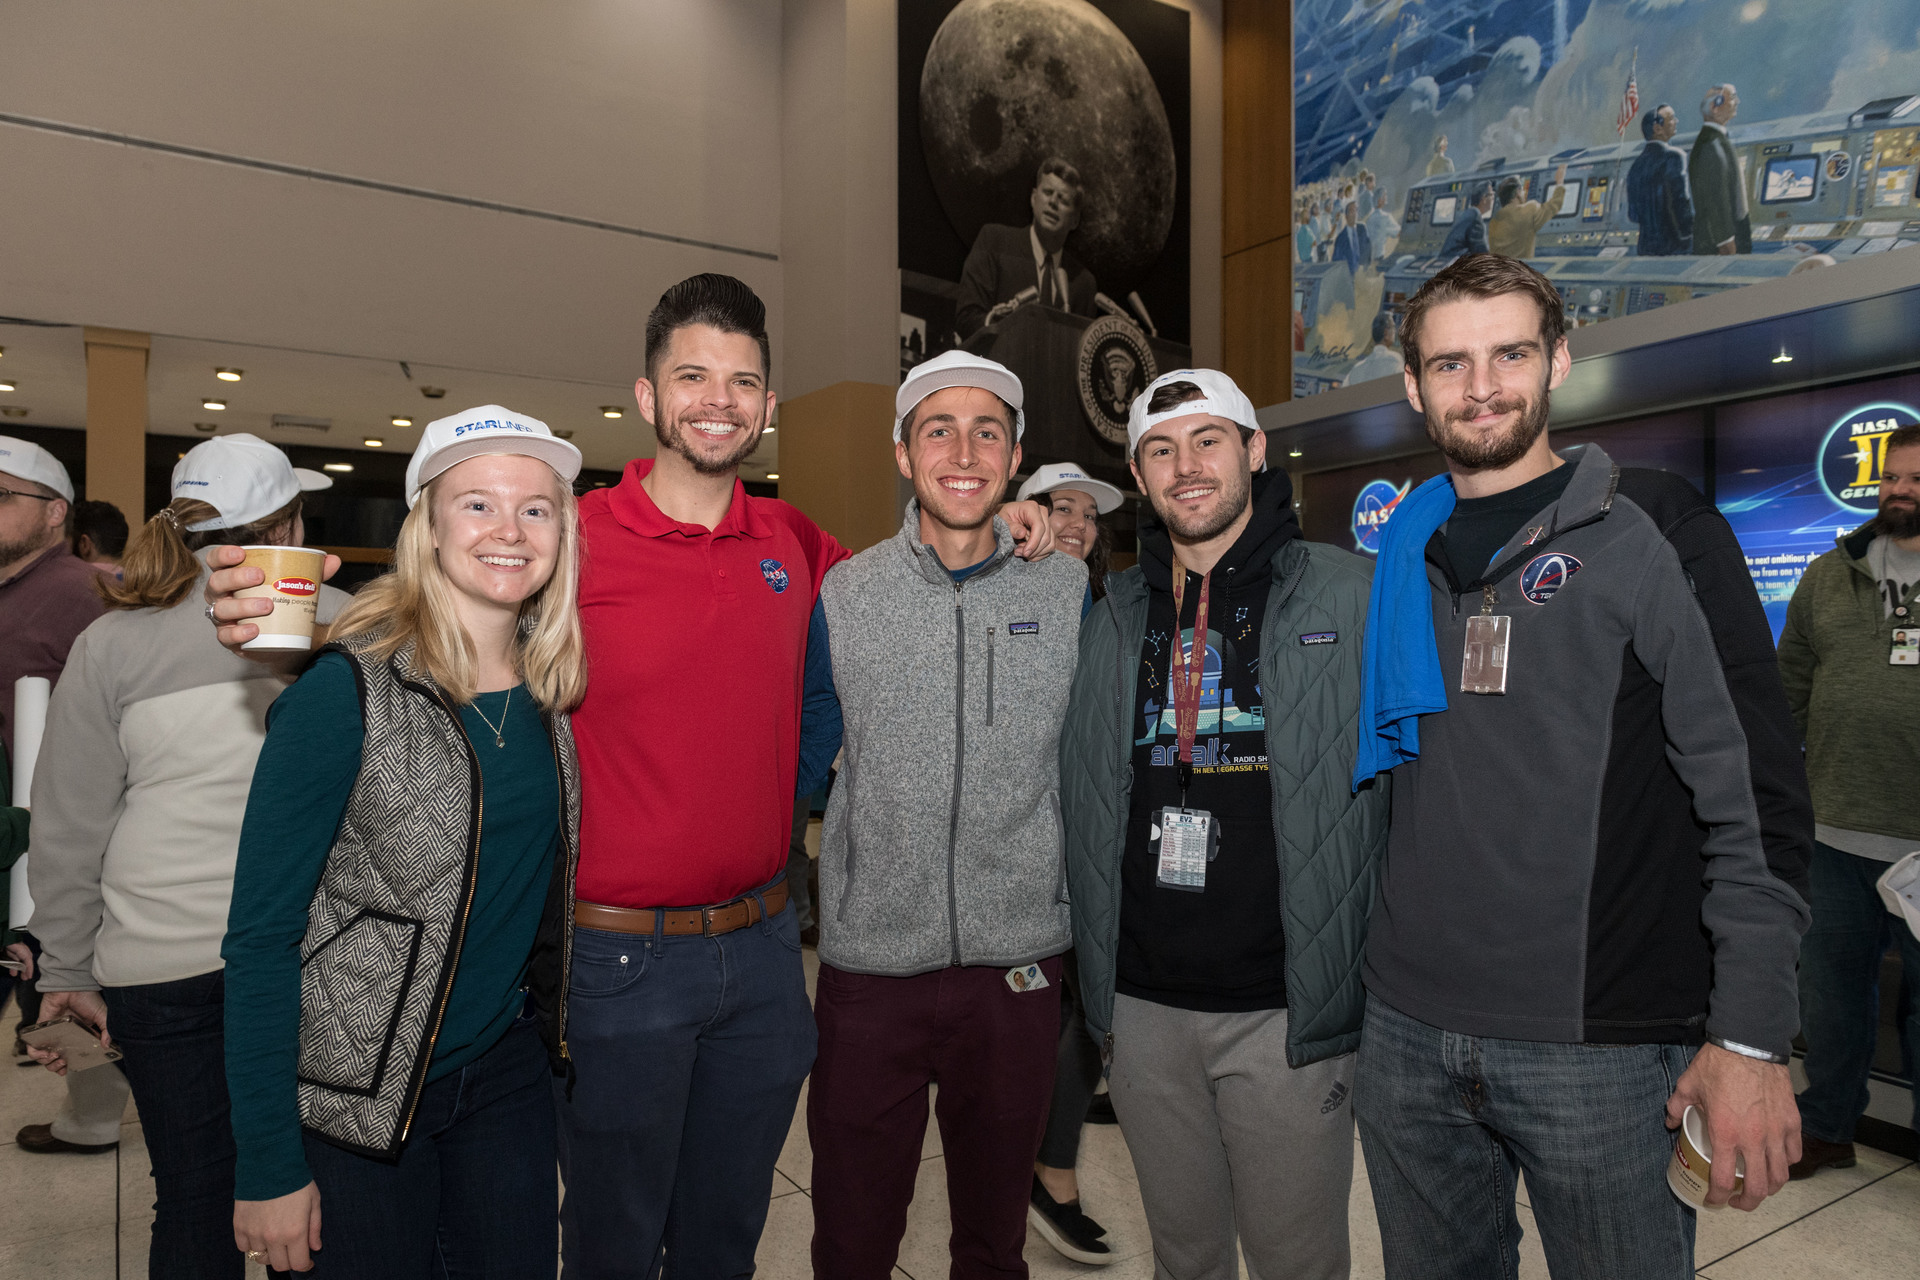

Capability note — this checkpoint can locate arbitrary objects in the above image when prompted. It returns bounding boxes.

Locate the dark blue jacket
[1438,206,1488,260]
[1628,141,1694,256]
[1331,222,1373,274]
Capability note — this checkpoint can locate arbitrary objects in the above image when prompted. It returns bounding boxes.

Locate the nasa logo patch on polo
[1519,552,1582,604]
[759,559,790,593]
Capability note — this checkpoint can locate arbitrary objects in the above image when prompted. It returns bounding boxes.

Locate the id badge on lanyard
[1158,560,1221,891]
[1894,626,1919,666]
[1461,585,1510,695]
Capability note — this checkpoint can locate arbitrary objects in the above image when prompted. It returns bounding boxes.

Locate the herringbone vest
[292,633,575,1158]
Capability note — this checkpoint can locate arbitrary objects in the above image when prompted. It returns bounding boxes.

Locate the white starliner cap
[405,405,584,508]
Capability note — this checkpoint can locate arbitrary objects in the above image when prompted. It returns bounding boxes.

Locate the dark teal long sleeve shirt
[222,652,559,1200]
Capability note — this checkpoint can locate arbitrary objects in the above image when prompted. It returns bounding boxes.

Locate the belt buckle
[700,905,718,937]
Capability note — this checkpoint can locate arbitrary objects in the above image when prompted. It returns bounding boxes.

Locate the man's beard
[655,411,763,477]
[1880,491,1920,539]
[1423,383,1552,471]
[1151,465,1251,543]
[0,530,54,569]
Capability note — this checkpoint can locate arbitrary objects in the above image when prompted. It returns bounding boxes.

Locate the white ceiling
[0,0,787,476]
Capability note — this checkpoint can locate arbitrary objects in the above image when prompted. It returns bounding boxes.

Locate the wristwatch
[1707,1035,1789,1065]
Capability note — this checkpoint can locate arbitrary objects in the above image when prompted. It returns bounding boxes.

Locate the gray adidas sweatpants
[1109,994,1354,1280]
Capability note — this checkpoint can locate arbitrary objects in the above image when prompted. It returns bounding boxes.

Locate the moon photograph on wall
[919,0,1177,292]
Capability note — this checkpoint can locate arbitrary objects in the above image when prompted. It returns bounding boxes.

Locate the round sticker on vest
[759,559,790,593]
[1519,553,1581,604]
[272,576,319,597]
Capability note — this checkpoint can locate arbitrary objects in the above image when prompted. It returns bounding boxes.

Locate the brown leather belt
[573,881,788,938]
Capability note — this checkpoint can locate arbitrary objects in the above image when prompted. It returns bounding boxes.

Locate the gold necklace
[472,687,511,748]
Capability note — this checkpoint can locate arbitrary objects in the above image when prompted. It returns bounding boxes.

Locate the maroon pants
[809,956,1064,1279]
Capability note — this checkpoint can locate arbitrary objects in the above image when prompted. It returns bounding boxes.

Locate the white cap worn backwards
[1015,461,1124,514]
[0,435,75,502]
[405,405,584,508]
[171,434,332,532]
[894,350,1026,443]
[1126,368,1260,456]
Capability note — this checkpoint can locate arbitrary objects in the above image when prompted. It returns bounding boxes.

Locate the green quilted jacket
[1060,537,1390,1067]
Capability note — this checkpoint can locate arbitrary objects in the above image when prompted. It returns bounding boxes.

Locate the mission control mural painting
[1293,0,1920,397]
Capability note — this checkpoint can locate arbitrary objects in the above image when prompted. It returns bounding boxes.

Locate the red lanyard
[1169,559,1212,772]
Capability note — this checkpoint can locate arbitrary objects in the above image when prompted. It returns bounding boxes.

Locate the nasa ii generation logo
[1819,401,1920,515]
[1351,479,1410,555]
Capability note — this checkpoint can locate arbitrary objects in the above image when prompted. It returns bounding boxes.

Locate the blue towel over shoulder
[1353,473,1457,791]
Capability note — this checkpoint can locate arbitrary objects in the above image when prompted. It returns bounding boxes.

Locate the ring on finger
[245,1250,268,1264]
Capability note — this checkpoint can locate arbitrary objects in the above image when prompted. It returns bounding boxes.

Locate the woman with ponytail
[23,435,342,1279]
[221,407,584,1276]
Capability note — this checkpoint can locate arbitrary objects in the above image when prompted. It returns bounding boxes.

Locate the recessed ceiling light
[0,380,14,392]
[202,398,227,410]
[0,407,29,418]
[215,368,244,382]
[766,472,780,480]
[1288,448,1304,458]
[553,429,576,440]
[600,406,624,419]
[420,386,447,399]
[390,415,413,428]
[1772,350,1793,364]
[363,438,385,448]
[194,423,218,433]
[323,462,354,473]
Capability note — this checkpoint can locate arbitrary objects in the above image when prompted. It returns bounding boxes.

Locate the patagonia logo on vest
[1299,631,1338,645]
[760,559,790,593]
[1520,552,1582,604]
[1008,621,1039,635]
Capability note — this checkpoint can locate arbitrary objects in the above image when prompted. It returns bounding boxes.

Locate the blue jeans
[554,895,815,1279]
[295,1017,556,1277]
[1354,994,1696,1280]
[1797,841,1920,1141]
[103,969,243,1280]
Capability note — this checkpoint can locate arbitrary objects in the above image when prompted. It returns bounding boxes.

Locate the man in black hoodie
[1060,370,1387,1278]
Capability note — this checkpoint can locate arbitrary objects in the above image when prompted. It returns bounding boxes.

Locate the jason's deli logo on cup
[272,576,319,597]
[1818,401,1920,514]
[453,418,535,437]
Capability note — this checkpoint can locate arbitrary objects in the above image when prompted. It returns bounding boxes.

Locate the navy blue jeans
[554,895,815,1279]
[1797,840,1920,1141]
[294,1017,556,1277]
[103,969,243,1280]
[1354,994,1697,1280]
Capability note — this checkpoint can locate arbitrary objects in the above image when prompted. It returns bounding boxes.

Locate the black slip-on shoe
[1029,1176,1114,1265]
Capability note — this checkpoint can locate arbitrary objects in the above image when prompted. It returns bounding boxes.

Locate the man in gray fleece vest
[807,350,1085,1277]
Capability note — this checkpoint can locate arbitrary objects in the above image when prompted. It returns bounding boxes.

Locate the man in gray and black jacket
[1354,254,1812,1279]
[1060,369,1388,1278]
[805,350,1086,1277]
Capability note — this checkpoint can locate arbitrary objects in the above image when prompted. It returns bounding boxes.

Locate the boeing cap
[171,434,332,531]
[405,404,584,508]
[894,350,1025,443]
[1126,368,1261,456]
[1015,461,1124,514]
[0,435,75,502]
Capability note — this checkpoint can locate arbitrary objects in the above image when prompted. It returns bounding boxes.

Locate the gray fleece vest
[817,506,1085,976]
[295,633,579,1158]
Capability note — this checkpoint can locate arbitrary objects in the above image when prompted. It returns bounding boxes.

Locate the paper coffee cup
[1667,1104,1746,1209]
[236,546,327,651]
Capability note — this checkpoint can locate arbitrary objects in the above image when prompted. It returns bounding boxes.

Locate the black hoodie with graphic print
[1118,469,1303,1012]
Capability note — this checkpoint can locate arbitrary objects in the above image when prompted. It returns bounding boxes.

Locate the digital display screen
[1430,195,1458,224]
[1551,180,1582,217]
[1716,372,1920,638]
[1761,155,1819,203]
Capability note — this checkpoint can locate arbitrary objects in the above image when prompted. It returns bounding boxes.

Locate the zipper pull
[1481,585,1497,616]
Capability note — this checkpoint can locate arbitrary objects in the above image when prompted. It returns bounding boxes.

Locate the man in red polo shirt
[209,275,1052,1274]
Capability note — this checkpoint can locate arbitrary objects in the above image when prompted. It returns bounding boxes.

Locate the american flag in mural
[1615,49,1640,138]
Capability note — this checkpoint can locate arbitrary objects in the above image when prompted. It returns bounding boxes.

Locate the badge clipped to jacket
[1461,585,1510,694]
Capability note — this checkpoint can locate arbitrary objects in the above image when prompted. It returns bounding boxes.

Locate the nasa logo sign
[1519,553,1581,604]
[759,558,790,594]
[1818,401,1920,514]
[1350,479,1410,555]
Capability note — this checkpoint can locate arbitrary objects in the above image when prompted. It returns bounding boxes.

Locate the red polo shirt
[571,459,848,908]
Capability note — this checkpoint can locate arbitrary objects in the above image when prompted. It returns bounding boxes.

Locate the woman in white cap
[221,407,584,1275]
[22,433,344,1279]
[1011,460,1125,1264]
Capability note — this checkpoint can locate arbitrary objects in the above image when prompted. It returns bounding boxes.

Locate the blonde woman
[221,408,584,1276]
[24,435,340,1280]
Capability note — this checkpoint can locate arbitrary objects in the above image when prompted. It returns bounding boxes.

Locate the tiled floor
[6,959,1917,1279]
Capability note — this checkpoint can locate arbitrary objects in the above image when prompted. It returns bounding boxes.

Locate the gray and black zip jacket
[1364,444,1813,1058]
[1061,482,1391,1066]
[813,504,1085,976]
